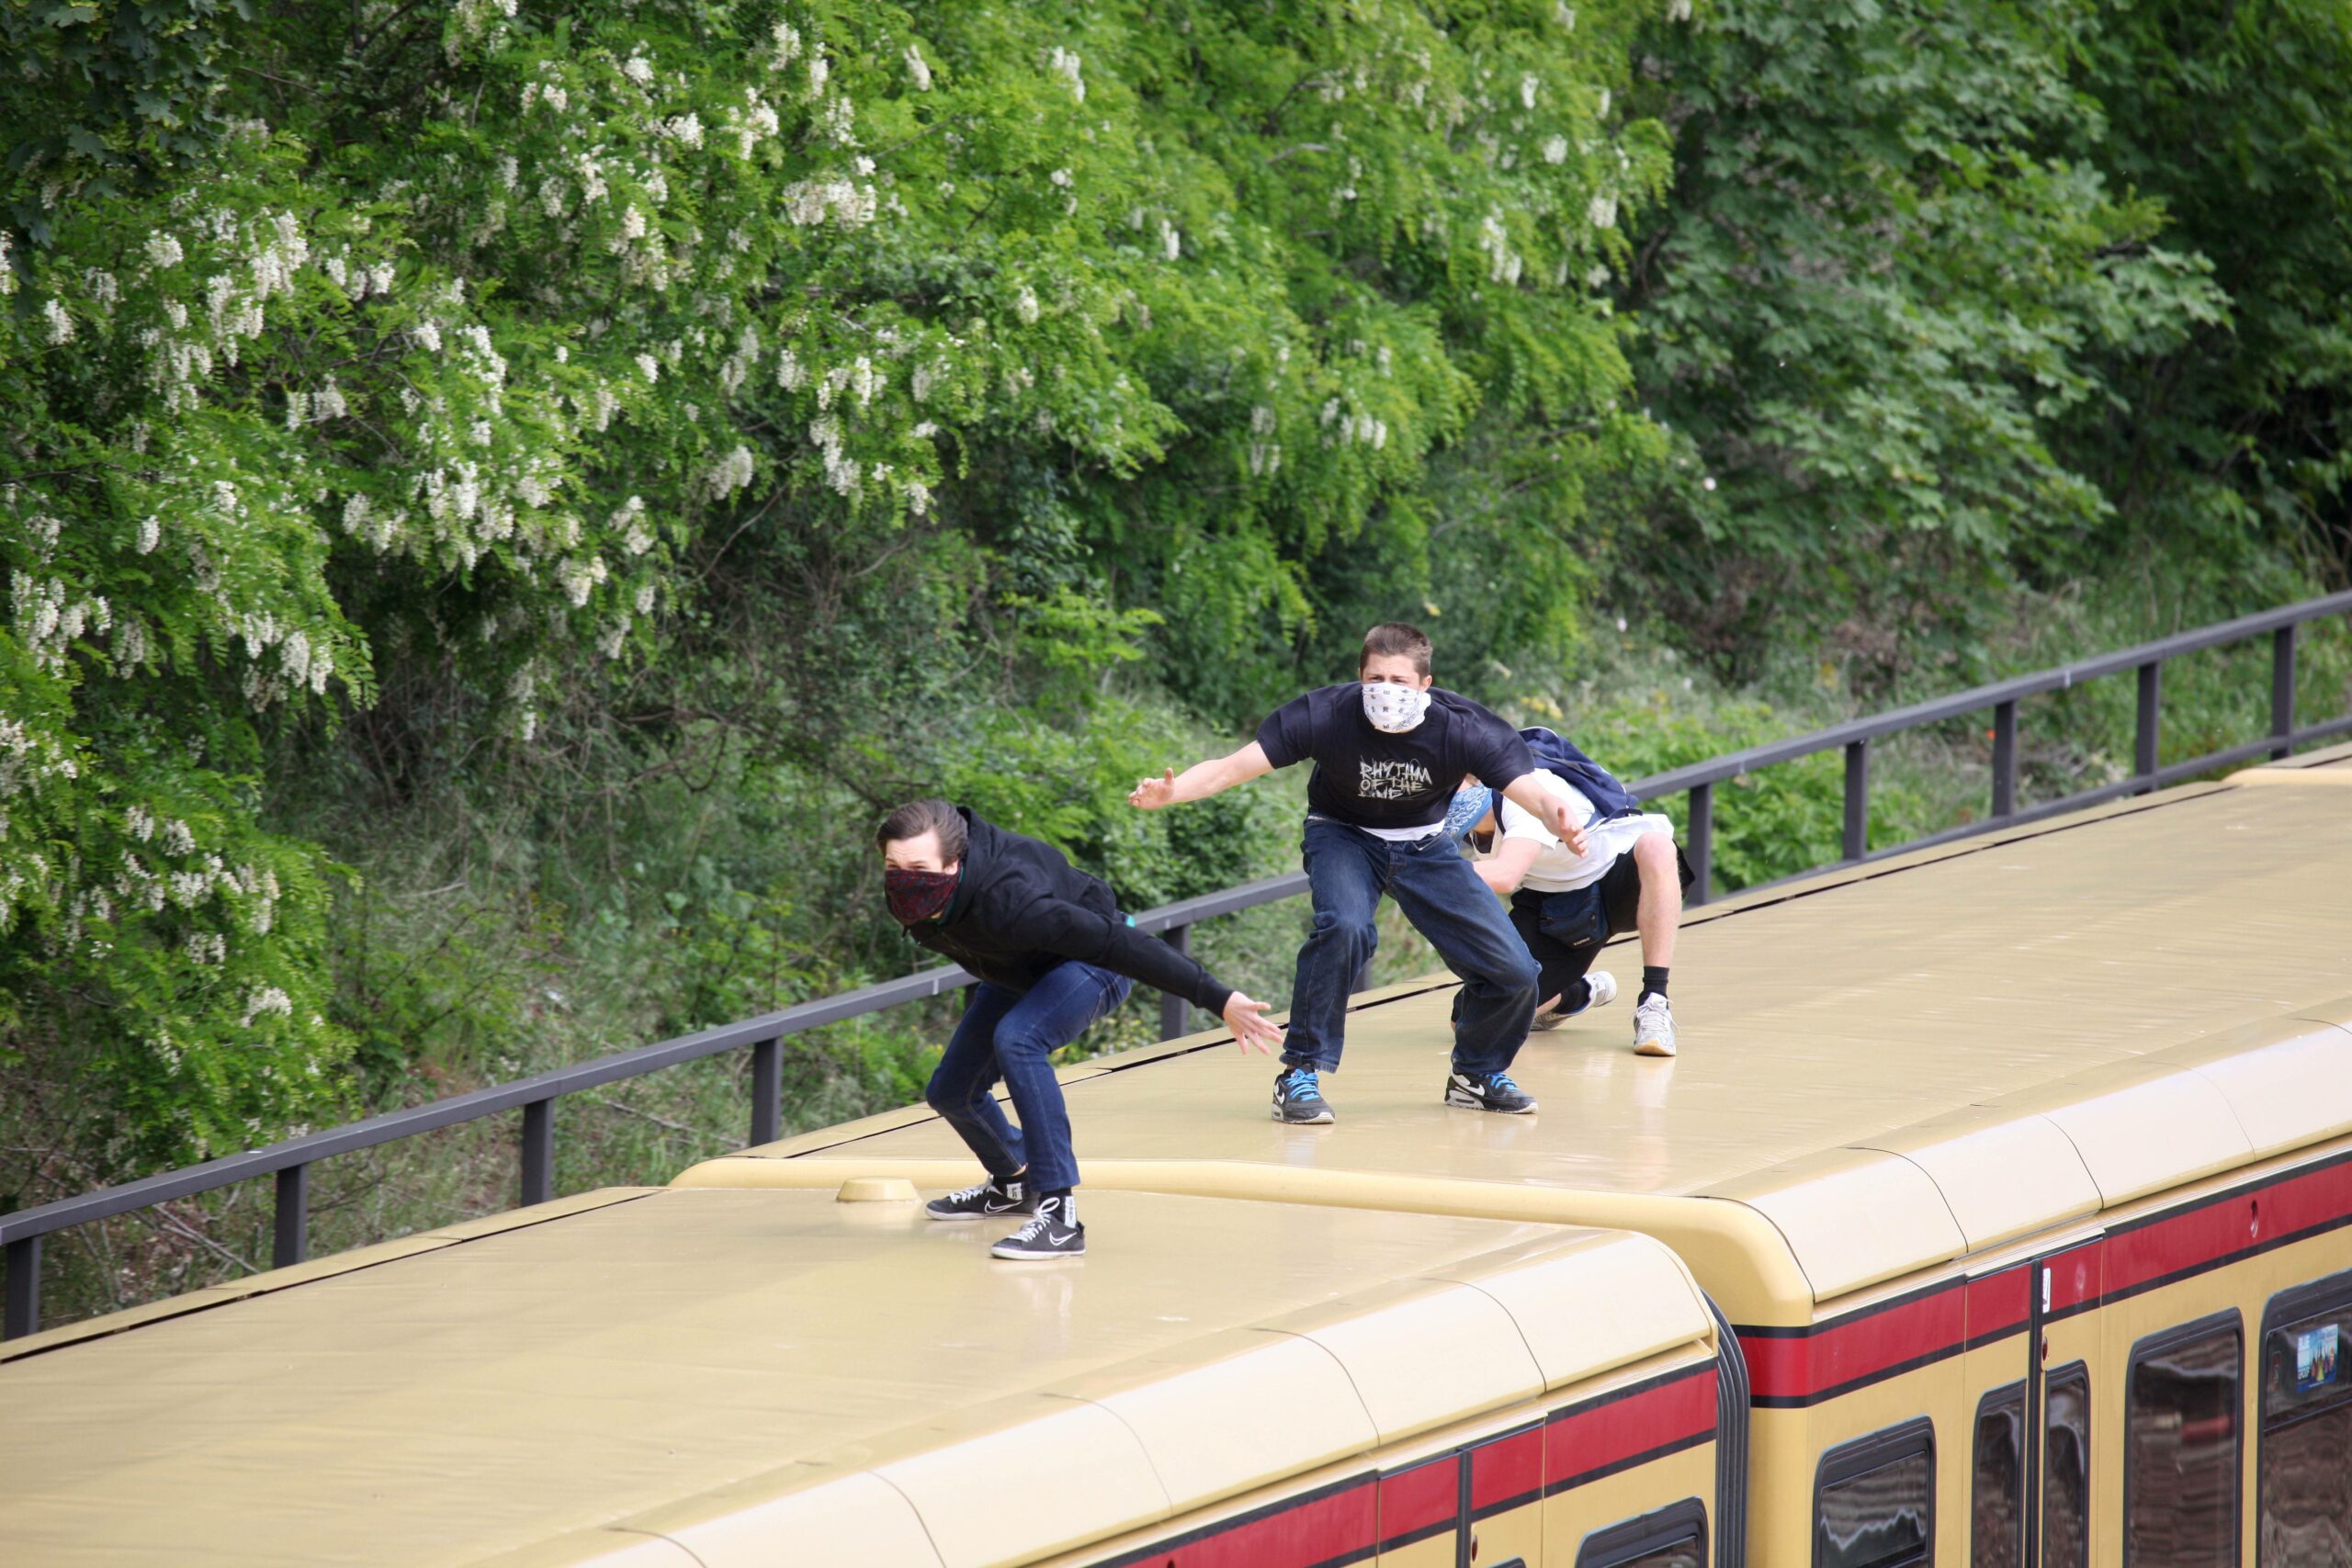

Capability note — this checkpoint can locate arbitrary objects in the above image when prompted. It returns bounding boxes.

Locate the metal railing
[6,589,2351,1339]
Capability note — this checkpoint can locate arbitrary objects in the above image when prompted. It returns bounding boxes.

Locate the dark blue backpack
[1516,727,1644,822]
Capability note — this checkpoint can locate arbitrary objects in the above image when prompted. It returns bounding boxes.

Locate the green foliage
[1614,0,2233,672]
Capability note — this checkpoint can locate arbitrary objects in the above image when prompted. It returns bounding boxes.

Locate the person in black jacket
[878,798,1283,1259]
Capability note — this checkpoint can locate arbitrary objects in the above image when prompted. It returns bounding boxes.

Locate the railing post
[2135,660,2162,786]
[1159,923,1193,1040]
[750,1036,782,1148]
[2272,626,2298,760]
[1992,700,2018,819]
[1843,739,1871,862]
[520,1098,555,1207]
[4,1235,38,1339]
[273,1162,309,1268]
[1686,782,1713,907]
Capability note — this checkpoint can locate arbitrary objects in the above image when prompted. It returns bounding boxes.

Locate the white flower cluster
[700,445,755,500]
[241,985,295,1028]
[1588,190,1619,230]
[1478,212,1525,285]
[905,44,933,92]
[1248,403,1283,477]
[12,570,115,673]
[1049,46,1086,103]
[782,176,878,227]
[1321,398,1391,449]
[808,414,861,496]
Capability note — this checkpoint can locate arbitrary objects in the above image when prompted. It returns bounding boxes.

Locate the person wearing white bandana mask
[1131,622,1586,1122]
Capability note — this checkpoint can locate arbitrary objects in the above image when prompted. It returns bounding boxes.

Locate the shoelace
[1487,1072,1521,1095]
[944,1179,995,1205]
[1283,1068,1319,1099]
[1008,1205,1064,1243]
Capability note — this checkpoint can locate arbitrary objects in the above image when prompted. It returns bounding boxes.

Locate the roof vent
[836,1176,918,1203]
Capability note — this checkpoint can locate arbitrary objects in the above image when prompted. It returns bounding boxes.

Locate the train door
[2027,1235,2104,1568]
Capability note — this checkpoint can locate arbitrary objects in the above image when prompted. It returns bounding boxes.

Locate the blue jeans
[1282,818,1538,1077]
[924,961,1131,1193]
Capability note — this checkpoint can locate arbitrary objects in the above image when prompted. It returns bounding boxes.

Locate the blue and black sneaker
[1445,1068,1538,1114]
[1272,1066,1336,1124]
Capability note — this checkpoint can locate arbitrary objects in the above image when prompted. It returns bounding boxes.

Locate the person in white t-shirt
[1459,769,1691,1055]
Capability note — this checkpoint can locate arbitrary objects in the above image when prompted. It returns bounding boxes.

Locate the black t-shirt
[1255,683,1534,831]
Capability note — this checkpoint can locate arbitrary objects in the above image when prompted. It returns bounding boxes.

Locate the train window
[1971,1383,2024,1568]
[1815,1418,1935,1568]
[1578,1496,1708,1568]
[2044,1363,2091,1568]
[2258,1270,2352,1568]
[2124,1312,2242,1568]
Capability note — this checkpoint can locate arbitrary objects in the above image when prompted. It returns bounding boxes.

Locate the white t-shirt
[1490,770,1675,893]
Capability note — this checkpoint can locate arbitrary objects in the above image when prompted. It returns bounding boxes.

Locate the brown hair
[875,798,968,860]
[1360,622,1433,677]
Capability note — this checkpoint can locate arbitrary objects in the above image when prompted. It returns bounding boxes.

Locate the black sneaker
[991,1194,1085,1259]
[926,1174,1034,1223]
[1272,1066,1336,1124]
[1445,1069,1538,1114]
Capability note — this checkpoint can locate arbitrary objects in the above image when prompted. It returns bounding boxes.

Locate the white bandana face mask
[1362,681,1431,734]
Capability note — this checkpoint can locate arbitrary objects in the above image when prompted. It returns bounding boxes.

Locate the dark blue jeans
[923,960,1131,1193]
[1282,818,1538,1077]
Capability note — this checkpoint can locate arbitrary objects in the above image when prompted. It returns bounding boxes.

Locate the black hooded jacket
[904,807,1236,1016]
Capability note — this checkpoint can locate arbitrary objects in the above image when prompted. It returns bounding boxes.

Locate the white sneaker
[1633,993,1677,1057]
[1532,971,1615,1032]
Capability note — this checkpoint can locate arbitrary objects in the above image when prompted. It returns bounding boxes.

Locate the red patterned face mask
[884,865,959,925]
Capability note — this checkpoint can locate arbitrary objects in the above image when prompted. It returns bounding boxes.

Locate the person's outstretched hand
[1223,992,1284,1054]
[1546,795,1591,857]
[1129,767,1177,811]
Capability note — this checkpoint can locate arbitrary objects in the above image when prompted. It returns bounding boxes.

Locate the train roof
[683,750,2352,1311]
[0,1184,1712,1567]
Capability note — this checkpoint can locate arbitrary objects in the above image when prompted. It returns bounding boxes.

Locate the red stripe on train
[1142,1477,1377,1568]
[1743,1287,1964,1401]
[1742,1154,2352,1401]
[1545,1368,1717,1487]
[1377,1453,1458,1545]
[1470,1426,1543,1513]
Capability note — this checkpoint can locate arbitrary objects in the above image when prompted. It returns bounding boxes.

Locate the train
[2,745,2348,1567]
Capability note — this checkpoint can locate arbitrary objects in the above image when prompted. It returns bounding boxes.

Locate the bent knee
[1314,913,1380,948]
[1634,831,1678,869]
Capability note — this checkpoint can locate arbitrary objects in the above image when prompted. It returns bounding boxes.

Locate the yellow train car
[0,1179,1738,1566]
[682,746,2352,1567]
[6,746,2350,1565]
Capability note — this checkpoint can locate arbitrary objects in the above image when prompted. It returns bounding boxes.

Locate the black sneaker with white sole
[1444,1069,1538,1114]
[1272,1066,1336,1124]
[991,1194,1085,1259]
[926,1174,1035,1223]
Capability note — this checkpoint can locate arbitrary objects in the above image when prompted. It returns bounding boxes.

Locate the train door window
[1578,1497,1708,1568]
[2257,1271,2352,1568]
[2125,1312,2242,1568]
[2043,1363,2091,1568]
[1972,1384,2024,1568]
[1815,1418,1935,1568]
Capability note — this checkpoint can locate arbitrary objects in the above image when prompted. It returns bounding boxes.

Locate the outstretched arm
[1129,741,1274,811]
[1501,773,1589,857]
[1473,836,1544,897]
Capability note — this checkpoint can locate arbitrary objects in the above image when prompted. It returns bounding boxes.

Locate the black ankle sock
[1640,966,1669,1002]
[1044,1188,1073,1205]
[1559,977,1591,1013]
